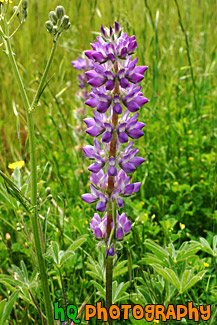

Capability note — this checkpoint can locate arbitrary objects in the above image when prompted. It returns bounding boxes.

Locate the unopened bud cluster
[12,0,28,21]
[45,6,70,37]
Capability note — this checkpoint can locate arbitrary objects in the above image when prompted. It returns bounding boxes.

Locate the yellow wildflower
[200,179,204,183]
[204,262,209,268]
[188,130,192,134]
[153,320,159,324]
[180,222,185,230]
[173,181,178,185]
[8,160,25,170]
[188,157,194,161]
[0,0,13,3]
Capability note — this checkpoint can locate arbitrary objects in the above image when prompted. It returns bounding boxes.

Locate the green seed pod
[45,21,53,34]
[60,15,70,29]
[22,0,28,10]
[52,25,58,36]
[55,5,65,20]
[49,11,57,25]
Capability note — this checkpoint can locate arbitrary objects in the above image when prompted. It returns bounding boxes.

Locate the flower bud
[64,22,71,30]
[49,11,57,25]
[21,8,28,21]
[22,0,28,10]
[60,15,70,29]
[45,20,53,34]
[55,5,65,19]
[52,25,58,36]
[45,187,51,195]
[13,6,20,16]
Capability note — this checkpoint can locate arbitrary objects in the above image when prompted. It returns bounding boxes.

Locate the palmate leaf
[46,236,87,267]
[113,281,130,303]
[181,269,206,292]
[150,264,181,291]
[176,241,201,261]
[91,280,105,299]
[141,253,168,267]
[144,239,169,260]
[0,290,19,325]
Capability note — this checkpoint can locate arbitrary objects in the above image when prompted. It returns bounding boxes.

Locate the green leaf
[176,241,201,261]
[50,241,60,265]
[0,290,19,324]
[91,280,105,299]
[0,275,24,288]
[151,265,180,292]
[113,281,130,303]
[142,253,168,267]
[213,236,217,256]
[200,237,213,256]
[182,270,206,292]
[144,239,169,260]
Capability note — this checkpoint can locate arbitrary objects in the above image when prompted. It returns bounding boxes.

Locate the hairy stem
[4,23,54,325]
[106,256,113,325]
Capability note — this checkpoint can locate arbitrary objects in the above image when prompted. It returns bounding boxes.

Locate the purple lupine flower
[80,22,148,255]
[90,211,132,240]
[72,56,94,99]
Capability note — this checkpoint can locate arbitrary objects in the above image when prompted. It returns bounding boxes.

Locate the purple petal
[123,220,132,233]
[113,103,122,115]
[133,182,141,192]
[118,132,128,143]
[105,80,115,91]
[136,96,149,106]
[130,157,145,166]
[120,78,130,89]
[86,126,102,137]
[121,163,136,173]
[94,227,103,238]
[135,66,148,75]
[124,184,134,195]
[88,162,103,173]
[106,246,115,256]
[88,77,105,87]
[81,194,96,203]
[83,146,95,158]
[125,101,140,112]
[85,50,94,59]
[85,97,98,108]
[116,227,124,239]
[96,201,107,212]
[92,51,106,62]
[129,73,144,84]
[102,131,112,143]
[97,101,109,113]
[115,21,120,34]
[128,129,144,139]
[117,198,124,208]
[108,166,117,176]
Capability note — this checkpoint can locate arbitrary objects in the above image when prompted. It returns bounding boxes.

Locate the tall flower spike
[81,22,148,255]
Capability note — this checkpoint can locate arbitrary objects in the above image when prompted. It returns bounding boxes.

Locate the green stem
[106,256,113,325]
[31,35,59,111]
[4,24,54,325]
